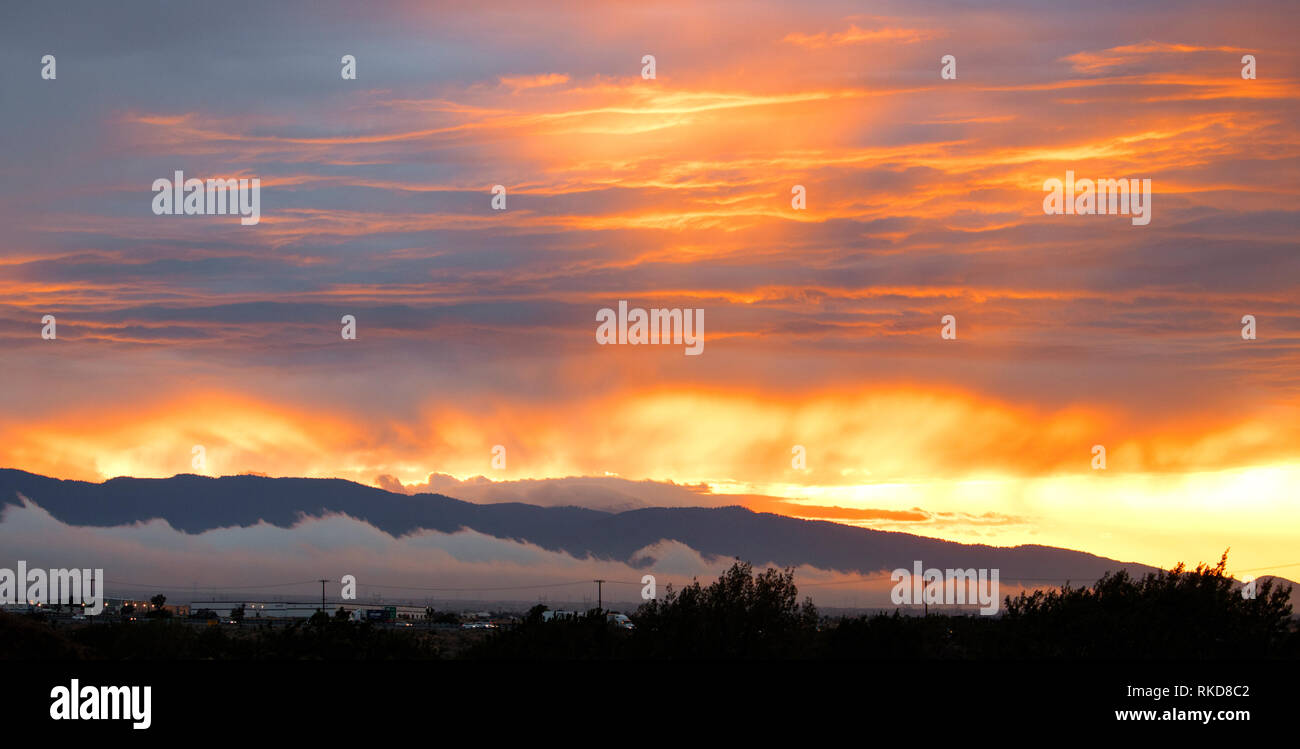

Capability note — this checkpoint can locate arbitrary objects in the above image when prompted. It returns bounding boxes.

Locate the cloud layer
[1,0,1297,579]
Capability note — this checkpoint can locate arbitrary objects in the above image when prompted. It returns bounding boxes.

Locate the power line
[103,561,1300,598]
[107,579,596,593]
[106,579,321,590]
[1230,560,1300,574]
[364,580,594,592]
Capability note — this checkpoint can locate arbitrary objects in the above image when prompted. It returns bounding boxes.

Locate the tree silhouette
[630,561,819,658]
[146,594,171,619]
[997,550,1293,658]
[4,553,1291,661]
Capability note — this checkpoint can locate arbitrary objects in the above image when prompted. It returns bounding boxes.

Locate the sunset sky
[1,0,1297,583]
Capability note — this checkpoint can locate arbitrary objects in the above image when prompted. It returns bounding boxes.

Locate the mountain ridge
[1,468,1286,588]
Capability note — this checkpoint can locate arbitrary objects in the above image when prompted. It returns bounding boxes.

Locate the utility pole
[318,579,327,613]
[593,579,605,612]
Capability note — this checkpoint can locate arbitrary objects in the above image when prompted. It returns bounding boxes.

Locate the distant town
[0,595,646,632]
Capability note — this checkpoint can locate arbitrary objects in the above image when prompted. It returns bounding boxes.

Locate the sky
[0,0,1297,586]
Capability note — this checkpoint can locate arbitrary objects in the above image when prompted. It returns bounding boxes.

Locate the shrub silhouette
[629,561,819,658]
[997,551,1294,658]
[4,553,1295,660]
[467,609,620,660]
[468,561,819,659]
[823,551,1295,659]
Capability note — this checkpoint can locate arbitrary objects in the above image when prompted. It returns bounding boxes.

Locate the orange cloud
[783,23,942,48]
[1062,42,1249,73]
[3,384,1298,578]
[499,73,570,91]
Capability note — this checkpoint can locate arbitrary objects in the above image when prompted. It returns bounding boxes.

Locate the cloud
[376,473,720,512]
[1061,42,1248,74]
[0,0,1297,583]
[783,22,942,49]
[499,73,570,92]
[0,496,966,609]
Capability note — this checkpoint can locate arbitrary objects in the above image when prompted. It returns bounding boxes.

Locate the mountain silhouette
[0,468,1282,586]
